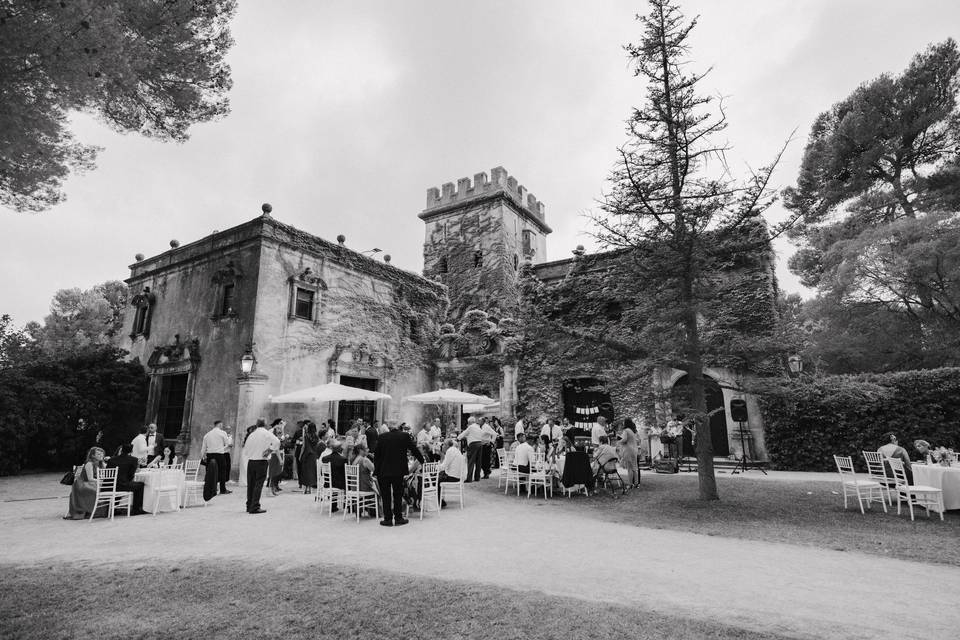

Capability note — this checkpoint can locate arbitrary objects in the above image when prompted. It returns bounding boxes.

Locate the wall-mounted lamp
[240,346,256,376]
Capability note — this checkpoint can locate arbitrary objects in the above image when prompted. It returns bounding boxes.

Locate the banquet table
[134,468,186,513]
[560,451,595,490]
[912,464,960,512]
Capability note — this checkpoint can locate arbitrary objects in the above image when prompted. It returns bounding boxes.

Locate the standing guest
[541,418,562,443]
[457,417,484,483]
[293,421,305,489]
[374,422,424,527]
[479,418,498,479]
[591,416,608,445]
[561,417,573,432]
[241,419,279,514]
[438,439,466,508]
[131,426,150,465]
[239,423,259,487]
[267,419,286,495]
[514,414,526,440]
[619,418,640,488]
[105,443,147,515]
[64,447,106,520]
[145,423,164,465]
[199,420,232,495]
[299,422,320,495]
[364,421,380,460]
[416,423,433,460]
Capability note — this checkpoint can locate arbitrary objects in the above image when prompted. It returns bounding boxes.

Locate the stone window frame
[211,260,244,321]
[288,267,326,325]
[129,286,156,340]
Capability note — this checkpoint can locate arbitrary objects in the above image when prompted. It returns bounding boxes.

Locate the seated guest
[403,451,423,510]
[592,435,618,475]
[878,432,912,483]
[438,439,466,508]
[64,447,106,520]
[914,439,931,461]
[105,443,147,515]
[353,443,379,518]
[513,433,534,475]
[146,445,176,468]
[326,442,347,512]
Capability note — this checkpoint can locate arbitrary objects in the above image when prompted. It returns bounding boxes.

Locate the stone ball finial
[572,244,585,257]
[337,234,346,245]
[383,254,391,263]
[170,239,180,248]
[135,253,144,261]
[261,203,272,215]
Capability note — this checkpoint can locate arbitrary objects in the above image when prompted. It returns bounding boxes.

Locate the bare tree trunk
[681,272,718,500]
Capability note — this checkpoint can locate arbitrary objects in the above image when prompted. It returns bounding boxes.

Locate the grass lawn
[480,472,960,567]
[0,562,798,640]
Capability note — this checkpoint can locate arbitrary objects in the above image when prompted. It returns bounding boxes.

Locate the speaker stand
[731,421,766,475]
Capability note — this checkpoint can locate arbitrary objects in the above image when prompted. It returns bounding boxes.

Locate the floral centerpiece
[930,447,956,466]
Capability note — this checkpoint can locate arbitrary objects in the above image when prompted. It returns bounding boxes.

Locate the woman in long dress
[299,422,319,494]
[64,447,105,520]
[619,418,640,488]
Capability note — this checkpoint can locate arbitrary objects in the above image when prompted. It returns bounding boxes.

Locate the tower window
[522,229,534,256]
[438,256,448,274]
[221,283,235,315]
[474,250,483,268]
[513,254,519,270]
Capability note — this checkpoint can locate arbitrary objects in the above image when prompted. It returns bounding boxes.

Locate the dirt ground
[1,471,958,640]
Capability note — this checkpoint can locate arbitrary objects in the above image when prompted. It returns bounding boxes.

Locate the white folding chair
[317,461,343,517]
[862,451,896,506]
[91,468,132,521]
[416,465,441,519]
[833,455,886,515]
[528,452,552,499]
[343,464,379,523]
[442,470,466,509]
[888,458,944,521]
[495,449,507,488]
[150,466,182,515]
[181,459,206,508]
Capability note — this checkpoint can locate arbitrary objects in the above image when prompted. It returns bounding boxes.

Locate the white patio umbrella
[403,389,495,405]
[269,382,391,403]
[462,401,501,414]
[404,389,496,429]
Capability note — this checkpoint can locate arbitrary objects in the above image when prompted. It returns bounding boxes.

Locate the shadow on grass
[0,562,800,640]
[482,472,960,566]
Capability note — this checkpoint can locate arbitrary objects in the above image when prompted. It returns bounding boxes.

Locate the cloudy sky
[3,0,959,326]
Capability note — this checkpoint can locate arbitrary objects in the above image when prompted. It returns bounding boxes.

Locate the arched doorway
[671,374,729,457]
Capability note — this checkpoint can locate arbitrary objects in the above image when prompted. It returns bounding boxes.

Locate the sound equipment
[730,398,748,422]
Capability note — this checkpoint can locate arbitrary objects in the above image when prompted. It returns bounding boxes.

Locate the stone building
[119,207,446,469]
[121,165,776,470]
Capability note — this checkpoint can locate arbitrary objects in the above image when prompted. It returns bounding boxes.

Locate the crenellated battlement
[424,166,546,222]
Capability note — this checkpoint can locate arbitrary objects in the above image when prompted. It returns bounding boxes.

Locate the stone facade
[120,209,446,470]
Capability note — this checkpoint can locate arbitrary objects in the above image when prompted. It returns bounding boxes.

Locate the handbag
[60,467,77,485]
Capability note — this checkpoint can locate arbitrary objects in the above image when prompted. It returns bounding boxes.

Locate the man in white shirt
[131,427,150,465]
[479,419,498,479]
[540,418,562,443]
[428,419,442,442]
[438,439,466,507]
[513,432,534,476]
[241,420,280,514]
[199,420,233,495]
[457,417,484,482]
[591,416,609,445]
[514,416,525,439]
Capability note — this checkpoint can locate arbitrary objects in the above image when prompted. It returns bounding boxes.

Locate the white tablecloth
[913,464,960,512]
[134,469,186,513]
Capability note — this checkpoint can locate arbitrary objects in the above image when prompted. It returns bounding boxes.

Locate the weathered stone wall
[121,223,261,454]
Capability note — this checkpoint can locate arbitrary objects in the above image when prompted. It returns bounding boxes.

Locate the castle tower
[420,166,552,321]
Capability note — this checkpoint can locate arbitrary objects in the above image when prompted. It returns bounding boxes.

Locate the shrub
[758,368,960,471]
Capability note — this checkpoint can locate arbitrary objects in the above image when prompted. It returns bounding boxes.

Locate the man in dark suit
[146,423,165,465]
[105,443,147,515]
[326,442,348,513]
[374,422,423,527]
[364,421,380,459]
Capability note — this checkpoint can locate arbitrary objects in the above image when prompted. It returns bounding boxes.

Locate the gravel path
[1,472,957,640]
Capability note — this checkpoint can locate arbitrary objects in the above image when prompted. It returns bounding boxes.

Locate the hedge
[758,368,960,472]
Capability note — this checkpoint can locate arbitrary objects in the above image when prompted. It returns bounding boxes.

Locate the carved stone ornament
[327,343,392,376]
[130,287,156,308]
[212,260,244,285]
[289,267,327,289]
[147,334,201,368]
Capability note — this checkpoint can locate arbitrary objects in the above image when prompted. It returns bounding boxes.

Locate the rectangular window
[157,373,189,440]
[221,284,235,315]
[294,288,314,320]
[134,307,147,334]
